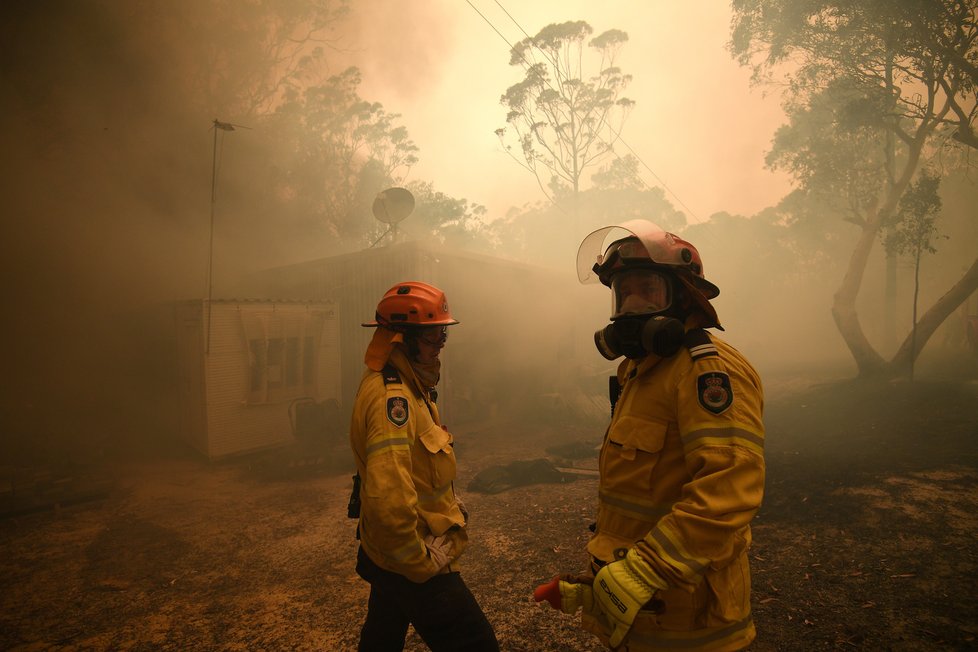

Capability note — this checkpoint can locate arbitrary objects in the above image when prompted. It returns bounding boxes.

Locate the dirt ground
[2,368,977,651]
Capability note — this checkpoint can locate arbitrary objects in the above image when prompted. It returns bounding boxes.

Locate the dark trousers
[355,546,499,652]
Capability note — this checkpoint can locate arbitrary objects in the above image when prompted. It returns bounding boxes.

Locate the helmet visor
[611,269,672,319]
[576,220,681,284]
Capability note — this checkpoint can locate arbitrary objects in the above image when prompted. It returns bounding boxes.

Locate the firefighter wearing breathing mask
[534,220,765,651]
[349,281,498,651]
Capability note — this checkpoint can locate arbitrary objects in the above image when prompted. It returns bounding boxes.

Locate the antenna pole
[370,187,415,249]
[205,118,239,353]
[206,120,219,353]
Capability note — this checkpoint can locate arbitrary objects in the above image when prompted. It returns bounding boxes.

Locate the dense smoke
[1,2,974,465]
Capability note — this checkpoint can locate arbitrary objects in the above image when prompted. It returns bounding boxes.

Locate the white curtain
[240,308,326,405]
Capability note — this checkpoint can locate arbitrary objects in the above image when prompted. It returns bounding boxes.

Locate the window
[243,310,325,405]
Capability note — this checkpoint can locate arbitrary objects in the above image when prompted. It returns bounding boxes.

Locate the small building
[242,240,608,430]
[174,298,341,459]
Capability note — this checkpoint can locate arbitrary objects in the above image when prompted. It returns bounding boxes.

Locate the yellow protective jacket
[583,329,765,651]
[349,347,467,583]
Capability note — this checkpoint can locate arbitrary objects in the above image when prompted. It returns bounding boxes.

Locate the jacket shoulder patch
[697,372,733,414]
[387,396,409,427]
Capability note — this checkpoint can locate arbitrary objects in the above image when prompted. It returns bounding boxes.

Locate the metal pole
[206,119,219,353]
[204,119,243,352]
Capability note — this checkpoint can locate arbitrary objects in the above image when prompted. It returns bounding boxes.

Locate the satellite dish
[372,187,415,225]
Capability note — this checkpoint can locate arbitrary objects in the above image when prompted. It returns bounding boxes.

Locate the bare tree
[495,21,634,222]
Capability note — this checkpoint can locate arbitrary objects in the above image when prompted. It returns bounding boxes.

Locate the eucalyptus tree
[730,0,978,378]
[264,66,419,250]
[162,0,350,119]
[401,181,491,253]
[495,21,634,222]
[882,171,946,379]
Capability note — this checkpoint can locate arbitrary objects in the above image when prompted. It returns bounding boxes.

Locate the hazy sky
[343,0,794,222]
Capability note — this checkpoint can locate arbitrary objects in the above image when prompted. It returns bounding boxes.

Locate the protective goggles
[417,326,448,346]
[610,269,672,319]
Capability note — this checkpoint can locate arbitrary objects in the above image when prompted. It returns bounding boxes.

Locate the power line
[467,0,705,224]
[493,0,703,223]
[492,0,533,41]
[464,0,520,54]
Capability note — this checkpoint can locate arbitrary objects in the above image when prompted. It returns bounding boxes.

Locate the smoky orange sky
[340,0,794,222]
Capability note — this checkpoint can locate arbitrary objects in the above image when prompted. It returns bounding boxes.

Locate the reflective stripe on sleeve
[681,424,764,457]
[626,614,755,649]
[638,524,710,580]
[388,537,428,565]
[365,433,412,459]
[599,488,673,522]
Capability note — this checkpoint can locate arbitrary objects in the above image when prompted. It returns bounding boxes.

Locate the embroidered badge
[697,372,733,414]
[387,396,409,427]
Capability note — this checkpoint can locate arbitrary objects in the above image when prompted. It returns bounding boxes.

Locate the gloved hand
[592,549,667,649]
[424,533,455,572]
[455,494,469,524]
[533,574,595,615]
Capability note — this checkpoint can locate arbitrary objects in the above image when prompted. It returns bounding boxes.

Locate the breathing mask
[594,316,684,360]
[593,268,685,360]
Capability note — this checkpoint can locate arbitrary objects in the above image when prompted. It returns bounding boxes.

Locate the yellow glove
[592,549,667,649]
[533,574,595,615]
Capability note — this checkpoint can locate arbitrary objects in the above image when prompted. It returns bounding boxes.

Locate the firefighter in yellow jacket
[534,221,765,651]
[350,281,498,651]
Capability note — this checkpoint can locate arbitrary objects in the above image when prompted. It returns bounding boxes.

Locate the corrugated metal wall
[316,303,342,402]
[245,241,583,428]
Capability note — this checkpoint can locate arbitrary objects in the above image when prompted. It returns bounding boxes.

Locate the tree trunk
[884,252,897,351]
[909,249,921,382]
[888,255,978,375]
[831,124,931,378]
[831,212,888,377]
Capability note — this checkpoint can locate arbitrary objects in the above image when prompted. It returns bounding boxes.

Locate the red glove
[533,576,563,609]
[533,575,595,615]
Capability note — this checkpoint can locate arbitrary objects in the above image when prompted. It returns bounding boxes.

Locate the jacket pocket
[602,416,668,493]
[418,425,457,489]
[704,546,752,624]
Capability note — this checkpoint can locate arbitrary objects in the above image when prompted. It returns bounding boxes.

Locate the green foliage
[496,20,634,202]
[730,0,978,376]
[731,0,978,148]
[730,0,978,237]
[766,77,890,220]
[138,0,351,119]
[882,171,945,260]
[591,155,644,191]
[258,66,419,249]
[401,181,492,252]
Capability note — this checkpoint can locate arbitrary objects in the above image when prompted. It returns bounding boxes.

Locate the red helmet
[577,220,721,326]
[362,281,459,329]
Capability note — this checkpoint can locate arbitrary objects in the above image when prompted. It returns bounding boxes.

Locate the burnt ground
[1,368,977,651]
